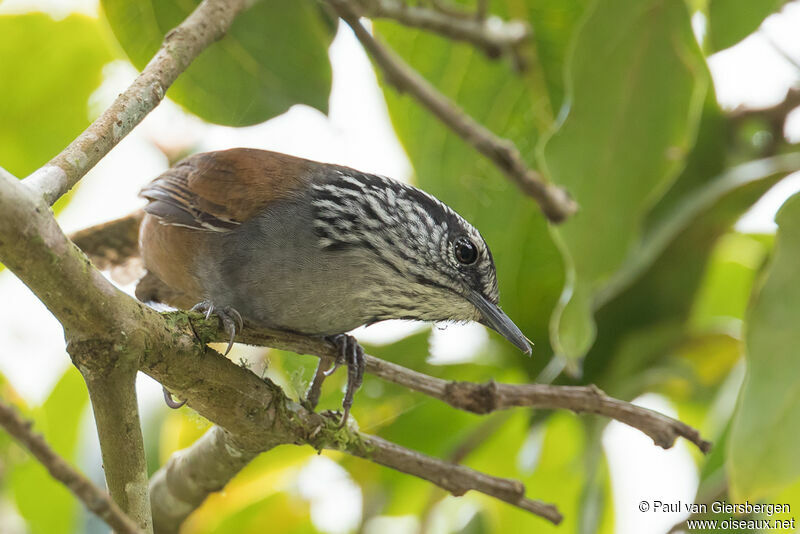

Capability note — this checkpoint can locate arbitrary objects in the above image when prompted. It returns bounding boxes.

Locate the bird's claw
[326,334,365,428]
[162,385,186,409]
[191,301,243,356]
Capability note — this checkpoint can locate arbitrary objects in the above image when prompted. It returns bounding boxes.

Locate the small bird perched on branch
[137,148,531,424]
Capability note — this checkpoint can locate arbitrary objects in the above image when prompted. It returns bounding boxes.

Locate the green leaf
[9,368,90,534]
[688,233,769,331]
[100,0,333,126]
[542,0,709,361]
[707,0,784,52]
[0,13,113,177]
[526,0,592,112]
[729,191,800,500]
[582,148,800,399]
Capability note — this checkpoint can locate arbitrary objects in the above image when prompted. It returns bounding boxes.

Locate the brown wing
[140,148,318,231]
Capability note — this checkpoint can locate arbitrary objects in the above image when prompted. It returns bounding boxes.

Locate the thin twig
[357,434,562,524]
[0,398,142,534]
[361,358,712,453]
[353,0,530,59]
[728,86,800,140]
[22,0,247,205]
[329,0,577,223]
[226,319,710,453]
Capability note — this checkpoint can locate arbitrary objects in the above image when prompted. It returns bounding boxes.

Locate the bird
[137,148,531,424]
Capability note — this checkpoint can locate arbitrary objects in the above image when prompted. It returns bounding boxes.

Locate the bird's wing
[140,148,317,232]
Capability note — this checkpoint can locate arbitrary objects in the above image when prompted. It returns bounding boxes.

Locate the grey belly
[193,199,375,335]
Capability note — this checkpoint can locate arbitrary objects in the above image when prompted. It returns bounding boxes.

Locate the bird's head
[312,167,531,355]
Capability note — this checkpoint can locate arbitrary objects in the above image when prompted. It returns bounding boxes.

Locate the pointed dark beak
[468,291,532,355]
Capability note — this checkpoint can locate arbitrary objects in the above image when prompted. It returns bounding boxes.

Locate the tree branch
[9,1,248,521]
[149,427,265,533]
[78,361,153,533]
[0,171,155,531]
[116,309,558,527]
[353,0,531,61]
[0,398,142,534]
[22,0,247,205]
[140,310,708,528]
[359,434,562,523]
[364,361,712,453]
[328,0,577,223]
[728,86,800,146]
[226,319,710,453]
[70,210,144,270]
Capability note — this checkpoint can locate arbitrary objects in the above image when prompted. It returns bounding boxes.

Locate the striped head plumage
[309,168,529,353]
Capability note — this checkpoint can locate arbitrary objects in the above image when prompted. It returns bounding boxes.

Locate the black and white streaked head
[311,167,531,355]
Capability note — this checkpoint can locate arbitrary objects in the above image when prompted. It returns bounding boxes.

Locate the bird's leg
[190,301,243,356]
[162,301,241,410]
[325,334,366,428]
[162,386,186,409]
[304,356,335,411]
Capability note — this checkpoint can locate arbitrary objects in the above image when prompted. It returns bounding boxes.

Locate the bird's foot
[317,334,365,428]
[162,386,186,409]
[191,301,243,356]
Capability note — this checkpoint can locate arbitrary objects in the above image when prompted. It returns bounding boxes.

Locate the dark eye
[454,237,478,265]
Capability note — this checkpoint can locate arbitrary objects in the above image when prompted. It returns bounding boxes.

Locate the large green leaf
[688,233,770,332]
[9,368,90,534]
[541,0,709,361]
[582,148,800,398]
[707,0,785,52]
[101,0,333,126]
[593,98,727,310]
[729,191,800,500]
[526,0,592,113]
[0,14,113,177]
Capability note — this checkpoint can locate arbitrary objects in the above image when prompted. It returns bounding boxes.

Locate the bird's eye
[454,237,478,265]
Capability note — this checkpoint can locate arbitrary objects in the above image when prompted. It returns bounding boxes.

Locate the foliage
[101,0,334,126]
[541,0,708,361]
[0,14,112,177]
[729,192,800,501]
[707,0,786,51]
[1,0,799,532]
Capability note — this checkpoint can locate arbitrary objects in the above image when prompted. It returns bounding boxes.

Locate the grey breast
[193,195,380,336]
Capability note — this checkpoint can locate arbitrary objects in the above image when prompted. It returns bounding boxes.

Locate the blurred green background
[2,0,800,532]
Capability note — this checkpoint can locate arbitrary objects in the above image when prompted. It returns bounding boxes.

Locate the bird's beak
[468,291,532,355]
